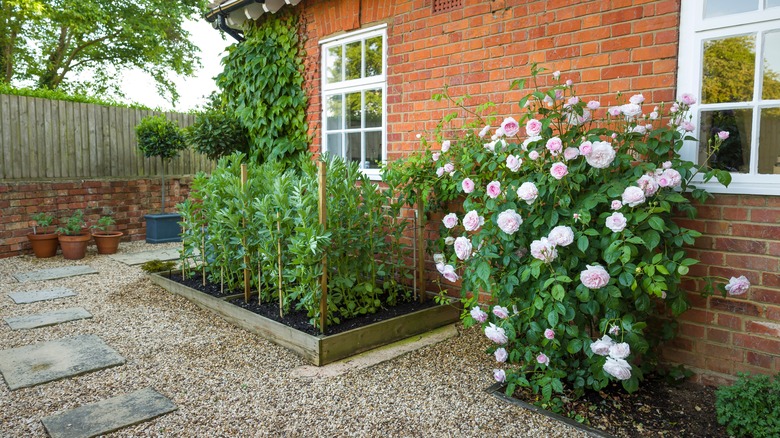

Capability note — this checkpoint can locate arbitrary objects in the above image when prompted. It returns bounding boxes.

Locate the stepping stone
[13,266,98,283]
[8,287,76,304]
[4,307,92,330]
[41,388,177,438]
[0,334,125,390]
[109,248,181,266]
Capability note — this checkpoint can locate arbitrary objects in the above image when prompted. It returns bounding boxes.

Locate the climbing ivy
[217,12,309,168]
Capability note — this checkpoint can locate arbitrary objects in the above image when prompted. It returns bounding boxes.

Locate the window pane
[326,46,342,84]
[767,0,780,9]
[702,36,756,104]
[346,132,362,166]
[762,32,780,100]
[326,95,343,130]
[759,107,780,174]
[703,0,758,18]
[346,92,361,129]
[345,41,361,80]
[365,89,382,128]
[699,109,753,173]
[327,133,343,158]
[365,36,383,77]
[365,131,382,169]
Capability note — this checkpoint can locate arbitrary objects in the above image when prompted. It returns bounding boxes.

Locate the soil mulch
[168,271,438,336]
[505,375,728,437]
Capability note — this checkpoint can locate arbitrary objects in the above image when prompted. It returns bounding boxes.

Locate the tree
[0,0,203,104]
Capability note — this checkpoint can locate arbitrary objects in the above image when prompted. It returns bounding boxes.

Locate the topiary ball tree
[136,115,188,213]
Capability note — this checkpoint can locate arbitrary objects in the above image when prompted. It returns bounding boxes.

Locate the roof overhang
[205,0,301,29]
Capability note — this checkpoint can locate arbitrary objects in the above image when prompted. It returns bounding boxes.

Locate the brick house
[206,0,780,384]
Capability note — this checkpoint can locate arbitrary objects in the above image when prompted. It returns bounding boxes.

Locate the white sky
[119,19,234,112]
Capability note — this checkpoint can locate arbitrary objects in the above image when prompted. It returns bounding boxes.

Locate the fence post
[318,161,328,334]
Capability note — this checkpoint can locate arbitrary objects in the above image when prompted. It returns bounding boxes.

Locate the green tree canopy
[0,0,204,104]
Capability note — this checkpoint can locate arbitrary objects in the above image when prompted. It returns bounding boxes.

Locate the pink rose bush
[384,64,741,410]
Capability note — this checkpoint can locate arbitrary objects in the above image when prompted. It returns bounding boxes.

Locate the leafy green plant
[216,11,308,168]
[135,114,188,212]
[716,373,780,438]
[91,215,116,232]
[56,210,85,236]
[31,212,55,234]
[186,105,250,161]
[141,259,177,274]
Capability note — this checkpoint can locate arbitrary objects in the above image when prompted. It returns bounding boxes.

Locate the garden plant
[385,64,750,412]
[135,114,188,212]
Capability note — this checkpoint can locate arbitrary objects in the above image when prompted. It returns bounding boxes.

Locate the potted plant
[57,210,91,260]
[26,212,59,258]
[91,213,123,254]
[135,114,188,243]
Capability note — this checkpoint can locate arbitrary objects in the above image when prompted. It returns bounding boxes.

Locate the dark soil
[166,271,437,336]
[511,376,728,437]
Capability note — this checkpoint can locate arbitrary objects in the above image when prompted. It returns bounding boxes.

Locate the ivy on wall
[217,12,309,168]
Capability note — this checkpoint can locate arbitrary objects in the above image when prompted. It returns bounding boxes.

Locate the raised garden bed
[149,271,461,366]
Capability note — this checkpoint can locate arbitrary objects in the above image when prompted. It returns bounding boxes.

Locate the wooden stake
[318,161,328,334]
[257,252,262,303]
[416,194,426,303]
[241,164,250,303]
[277,211,283,318]
[201,230,206,287]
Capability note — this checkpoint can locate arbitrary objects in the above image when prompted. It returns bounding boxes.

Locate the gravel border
[0,242,585,437]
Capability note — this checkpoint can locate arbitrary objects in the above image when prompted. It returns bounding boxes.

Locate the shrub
[716,373,780,438]
[187,107,250,161]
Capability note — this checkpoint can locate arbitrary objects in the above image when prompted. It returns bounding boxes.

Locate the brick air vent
[433,0,462,14]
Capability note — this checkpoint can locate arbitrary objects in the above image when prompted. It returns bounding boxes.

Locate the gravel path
[0,242,584,437]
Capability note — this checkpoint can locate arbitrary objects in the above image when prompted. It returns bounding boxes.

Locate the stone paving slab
[4,307,92,330]
[108,248,181,266]
[0,334,125,390]
[41,388,177,438]
[13,266,98,283]
[8,287,76,304]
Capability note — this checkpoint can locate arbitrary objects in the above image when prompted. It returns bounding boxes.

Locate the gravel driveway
[0,241,584,437]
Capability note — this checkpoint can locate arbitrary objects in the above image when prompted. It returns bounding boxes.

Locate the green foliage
[141,259,177,274]
[716,373,780,438]
[0,0,203,104]
[186,107,250,161]
[178,153,412,329]
[135,115,188,161]
[56,210,85,236]
[92,215,116,232]
[31,212,55,234]
[216,12,309,168]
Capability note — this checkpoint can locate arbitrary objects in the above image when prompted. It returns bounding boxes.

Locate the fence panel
[0,94,213,180]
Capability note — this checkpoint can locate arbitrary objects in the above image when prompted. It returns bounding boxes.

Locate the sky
[119,19,235,112]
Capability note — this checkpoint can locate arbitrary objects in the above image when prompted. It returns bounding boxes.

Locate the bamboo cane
[416,194,426,303]
[277,211,283,318]
[257,252,262,303]
[201,230,206,287]
[241,164,250,303]
[318,161,328,334]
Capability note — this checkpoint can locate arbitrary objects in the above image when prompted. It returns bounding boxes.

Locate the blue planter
[144,213,182,243]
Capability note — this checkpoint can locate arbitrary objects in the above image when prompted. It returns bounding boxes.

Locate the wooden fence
[0,94,214,180]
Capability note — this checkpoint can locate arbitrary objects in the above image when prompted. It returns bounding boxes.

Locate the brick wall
[0,177,193,258]
[296,0,778,381]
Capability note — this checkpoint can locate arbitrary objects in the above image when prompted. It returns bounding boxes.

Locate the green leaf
[648,216,665,232]
[567,339,583,354]
[552,284,565,301]
[577,235,589,252]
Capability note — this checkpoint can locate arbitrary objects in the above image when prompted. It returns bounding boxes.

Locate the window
[678,1,780,195]
[320,25,386,179]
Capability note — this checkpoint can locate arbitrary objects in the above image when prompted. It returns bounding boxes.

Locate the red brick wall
[0,177,193,258]
[296,0,778,382]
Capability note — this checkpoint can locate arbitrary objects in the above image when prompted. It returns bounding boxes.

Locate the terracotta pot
[58,233,91,260]
[27,232,59,258]
[92,231,123,255]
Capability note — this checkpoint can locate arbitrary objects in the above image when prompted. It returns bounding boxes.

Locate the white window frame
[320,24,387,180]
[678,1,780,195]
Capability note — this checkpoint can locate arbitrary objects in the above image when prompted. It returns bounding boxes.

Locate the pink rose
[603,357,632,380]
[485,323,508,344]
[436,167,445,177]
[492,306,510,319]
[536,353,550,366]
[486,181,502,199]
[494,348,508,363]
[590,335,614,356]
[497,209,523,235]
[587,100,600,110]
[629,93,645,105]
[546,137,563,154]
[433,253,444,264]
[637,174,659,197]
[501,117,520,137]
[484,141,496,153]
[516,182,539,204]
[717,131,729,141]
[479,125,491,138]
[621,186,646,207]
[547,225,574,247]
[552,70,561,79]
[528,150,540,160]
[442,213,458,229]
[611,200,623,210]
[662,161,672,169]
[585,141,615,168]
[725,275,750,296]
[681,121,695,132]
[470,306,488,323]
[454,236,472,261]
[506,155,522,172]
[544,329,555,340]
[565,79,573,86]
[609,342,631,360]
[441,264,459,283]
[661,168,682,187]
[563,147,579,161]
[632,125,647,135]
[530,237,558,263]
[493,368,506,383]
[568,96,579,106]
[649,111,659,120]
[462,178,475,193]
[444,236,455,245]
[462,210,484,232]
[441,140,451,152]
[608,106,622,117]
[525,119,543,137]
[621,103,642,119]
[578,141,593,156]
[580,265,610,289]
[609,325,620,336]
[680,93,697,105]
[606,212,627,233]
[443,162,455,173]
[550,162,568,180]
[432,152,440,162]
